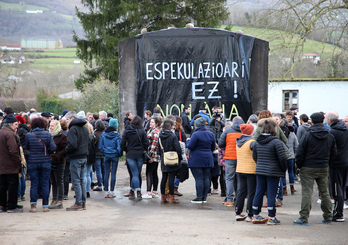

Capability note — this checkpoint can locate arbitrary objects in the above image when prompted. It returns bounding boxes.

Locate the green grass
[221,25,344,60]
[0,1,49,11]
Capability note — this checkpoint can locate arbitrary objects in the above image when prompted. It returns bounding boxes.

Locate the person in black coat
[251,119,287,225]
[121,116,149,200]
[181,106,192,137]
[159,119,182,204]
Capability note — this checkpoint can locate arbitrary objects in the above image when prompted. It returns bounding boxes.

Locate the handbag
[136,129,151,163]
[159,138,179,166]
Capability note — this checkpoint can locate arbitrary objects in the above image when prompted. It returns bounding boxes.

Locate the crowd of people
[0,106,348,226]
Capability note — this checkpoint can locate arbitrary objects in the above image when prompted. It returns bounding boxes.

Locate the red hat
[240,124,254,135]
[15,115,26,124]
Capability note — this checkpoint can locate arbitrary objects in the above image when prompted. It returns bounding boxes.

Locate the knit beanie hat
[310,112,325,124]
[240,124,254,135]
[4,107,14,115]
[109,118,118,129]
[62,109,68,117]
[5,114,18,123]
[15,115,26,124]
[195,117,206,127]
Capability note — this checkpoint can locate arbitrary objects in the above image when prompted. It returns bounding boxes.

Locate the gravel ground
[1,161,347,245]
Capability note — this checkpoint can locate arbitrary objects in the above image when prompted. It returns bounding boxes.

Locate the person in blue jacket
[190,108,210,126]
[99,118,122,198]
[187,117,216,204]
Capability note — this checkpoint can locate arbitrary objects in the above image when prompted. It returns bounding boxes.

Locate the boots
[290,185,296,195]
[174,187,183,196]
[161,194,168,203]
[136,191,142,200]
[168,194,179,204]
[129,190,135,200]
[283,186,287,196]
[30,203,37,213]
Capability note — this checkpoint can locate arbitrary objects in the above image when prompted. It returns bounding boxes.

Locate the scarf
[50,121,61,137]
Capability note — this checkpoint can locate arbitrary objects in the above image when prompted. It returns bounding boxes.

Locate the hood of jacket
[69,118,87,128]
[309,123,330,140]
[257,117,277,127]
[160,130,174,140]
[124,124,142,135]
[104,128,119,140]
[231,119,244,132]
[330,120,347,132]
[236,134,253,148]
[256,134,278,145]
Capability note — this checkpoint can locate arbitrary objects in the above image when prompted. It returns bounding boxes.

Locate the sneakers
[331,199,335,204]
[30,203,37,213]
[105,192,110,198]
[7,208,23,213]
[224,201,234,207]
[344,203,348,210]
[21,195,25,201]
[66,204,83,211]
[191,198,203,204]
[202,197,207,203]
[43,207,50,212]
[93,186,103,191]
[63,195,68,200]
[333,217,345,222]
[222,197,227,204]
[49,201,63,209]
[293,218,309,226]
[109,192,116,198]
[322,219,332,225]
[245,216,252,222]
[174,187,183,196]
[142,193,153,199]
[151,192,159,198]
[252,215,268,224]
[211,189,219,194]
[267,218,281,225]
[49,200,57,209]
[235,214,247,221]
[136,191,142,200]
[317,198,322,204]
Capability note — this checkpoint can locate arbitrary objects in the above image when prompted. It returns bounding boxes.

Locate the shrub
[40,96,74,115]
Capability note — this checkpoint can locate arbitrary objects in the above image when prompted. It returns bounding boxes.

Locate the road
[1,161,347,245]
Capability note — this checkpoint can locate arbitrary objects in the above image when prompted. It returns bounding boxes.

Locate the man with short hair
[294,112,336,225]
[181,106,192,137]
[153,107,161,117]
[325,111,348,222]
[190,108,210,126]
[124,112,132,129]
[99,110,109,128]
[0,115,23,213]
[297,114,311,142]
[290,107,299,127]
[209,106,225,142]
[286,111,298,134]
[87,113,94,123]
[343,116,348,127]
[65,111,89,211]
[218,117,244,207]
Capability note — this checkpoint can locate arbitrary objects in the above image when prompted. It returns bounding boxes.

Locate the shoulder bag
[159,137,178,166]
[136,129,151,163]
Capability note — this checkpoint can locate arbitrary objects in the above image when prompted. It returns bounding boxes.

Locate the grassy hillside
[224,25,344,60]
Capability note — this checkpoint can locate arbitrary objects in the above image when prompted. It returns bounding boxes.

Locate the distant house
[0,44,21,51]
[21,38,63,49]
[302,53,320,64]
[0,54,25,64]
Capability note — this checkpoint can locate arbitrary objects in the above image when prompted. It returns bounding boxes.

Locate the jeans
[235,173,256,217]
[0,174,19,210]
[84,164,93,192]
[127,157,143,191]
[191,167,211,198]
[174,177,180,187]
[299,167,332,221]
[50,163,65,201]
[18,168,26,198]
[94,157,105,188]
[70,158,87,205]
[104,157,119,192]
[277,178,283,200]
[28,163,51,208]
[225,159,237,202]
[252,175,279,217]
[64,161,70,196]
[282,159,295,187]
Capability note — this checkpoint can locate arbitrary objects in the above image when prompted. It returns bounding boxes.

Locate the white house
[268,80,348,118]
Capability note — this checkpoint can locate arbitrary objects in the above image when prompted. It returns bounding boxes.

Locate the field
[0,1,49,11]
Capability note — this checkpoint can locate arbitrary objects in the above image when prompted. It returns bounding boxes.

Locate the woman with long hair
[26,118,56,212]
[159,119,182,204]
[121,115,149,200]
[48,120,67,209]
[142,116,162,199]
